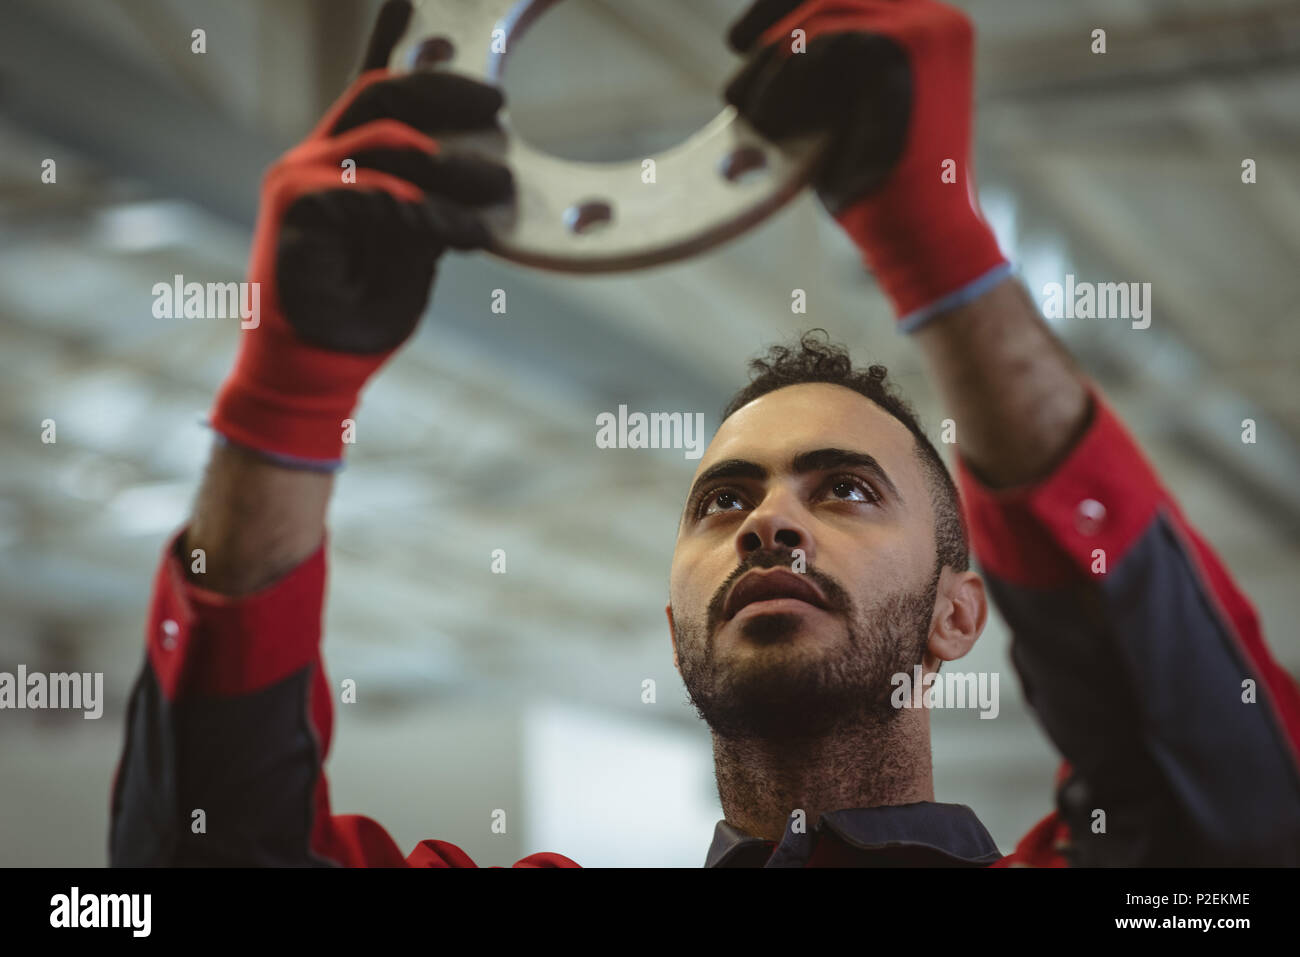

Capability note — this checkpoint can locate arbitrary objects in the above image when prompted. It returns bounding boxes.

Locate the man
[110,0,1300,866]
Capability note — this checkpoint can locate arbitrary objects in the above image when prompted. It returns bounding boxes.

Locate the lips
[722,568,829,620]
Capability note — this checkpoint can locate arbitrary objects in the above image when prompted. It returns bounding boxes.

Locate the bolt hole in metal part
[719,145,769,184]
[391,0,828,273]
[413,35,456,67]
[564,199,613,235]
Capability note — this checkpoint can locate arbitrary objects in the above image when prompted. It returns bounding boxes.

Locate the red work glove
[724,0,1010,331]
[209,0,513,468]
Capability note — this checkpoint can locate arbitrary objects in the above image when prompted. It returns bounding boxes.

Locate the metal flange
[391,0,826,273]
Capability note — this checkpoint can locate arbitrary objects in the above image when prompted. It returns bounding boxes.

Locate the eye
[821,474,880,504]
[698,487,748,518]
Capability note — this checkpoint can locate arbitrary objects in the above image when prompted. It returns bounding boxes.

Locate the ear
[665,604,681,672]
[924,568,986,668]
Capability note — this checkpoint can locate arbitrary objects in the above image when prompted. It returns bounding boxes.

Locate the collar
[704,801,1004,868]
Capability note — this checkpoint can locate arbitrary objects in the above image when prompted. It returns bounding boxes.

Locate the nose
[734,486,815,565]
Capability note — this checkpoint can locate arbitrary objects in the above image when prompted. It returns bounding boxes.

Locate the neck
[711,708,934,842]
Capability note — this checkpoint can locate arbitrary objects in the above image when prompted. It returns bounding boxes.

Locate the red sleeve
[955,385,1300,866]
[111,527,580,868]
[144,527,326,702]
[111,527,407,866]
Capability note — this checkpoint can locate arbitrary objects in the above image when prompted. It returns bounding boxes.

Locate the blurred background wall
[1,0,1299,866]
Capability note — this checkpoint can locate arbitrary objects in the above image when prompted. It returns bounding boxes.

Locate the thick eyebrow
[680,459,768,527]
[791,448,902,501]
[680,447,902,527]
[688,458,769,498]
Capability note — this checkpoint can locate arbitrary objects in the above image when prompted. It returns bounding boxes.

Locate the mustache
[704,549,852,635]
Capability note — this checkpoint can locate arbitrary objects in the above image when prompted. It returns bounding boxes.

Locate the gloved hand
[210,0,513,467]
[724,0,1010,331]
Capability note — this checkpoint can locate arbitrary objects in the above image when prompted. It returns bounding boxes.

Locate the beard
[674,550,940,741]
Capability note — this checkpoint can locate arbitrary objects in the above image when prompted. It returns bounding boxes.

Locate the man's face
[668,383,942,740]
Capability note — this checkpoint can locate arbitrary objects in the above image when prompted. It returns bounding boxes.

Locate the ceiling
[1,0,1298,865]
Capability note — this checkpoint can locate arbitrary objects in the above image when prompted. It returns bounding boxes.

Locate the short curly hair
[721,329,969,574]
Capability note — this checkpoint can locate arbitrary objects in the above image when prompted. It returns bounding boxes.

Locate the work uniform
[109,388,1300,867]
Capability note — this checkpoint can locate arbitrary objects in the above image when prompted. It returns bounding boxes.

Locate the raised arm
[917,274,1300,867]
[109,0,516,866]
[725,0,1300,865]
[911,279,1089,487]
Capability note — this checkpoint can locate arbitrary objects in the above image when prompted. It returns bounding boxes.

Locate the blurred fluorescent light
[522,699,721,866]
[1017,238,1070,329]
[49,374,152,449]
[104,481,193,536]
[56,453,131,502]
[92,200,205,252]
[978,185,1019,261]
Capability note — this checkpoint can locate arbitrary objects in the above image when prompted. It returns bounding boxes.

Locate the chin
[722,612,850,659]
[735,610,809,643]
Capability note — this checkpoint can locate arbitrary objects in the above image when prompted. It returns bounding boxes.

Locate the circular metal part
[391,0,828,273]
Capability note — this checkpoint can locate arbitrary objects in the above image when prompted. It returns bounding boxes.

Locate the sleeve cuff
[145,525,328,700]
[210,430,345,474]
[897,261,1016,334]
[954,384,1169,587]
